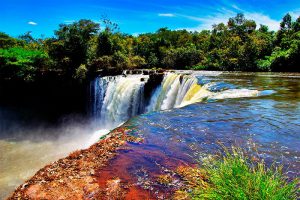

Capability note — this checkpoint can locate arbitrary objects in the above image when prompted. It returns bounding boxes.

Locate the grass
[183,147,298,200]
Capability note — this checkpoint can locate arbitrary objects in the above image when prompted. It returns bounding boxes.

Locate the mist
[0,107,110,199]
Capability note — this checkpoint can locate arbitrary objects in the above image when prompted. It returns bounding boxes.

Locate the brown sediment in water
[7,127,147,200]
[8,126,198,200]
[95,143,193,199]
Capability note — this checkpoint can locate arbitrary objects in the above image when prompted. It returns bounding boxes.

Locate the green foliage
[112,51,128,69]
[228,13,257,36]
[89,55,113,72]
[96,31,114,56]
[0,13,299,82]
[162,46,203,69]
[280,13,292,32]
[0,47,48,81]
[0,32,23,48]
[190,147,299,200]
[190,65,209,70]
[292,17,300,32]
[73,64,87,81]
[146,52,159,68]
[18,32,36,44]
[259,15,300,72]
[128,55,146,69]
[49,19,100,76]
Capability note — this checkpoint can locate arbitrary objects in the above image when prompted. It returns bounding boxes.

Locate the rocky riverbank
[7,124,201,200]
[8,127,143,199]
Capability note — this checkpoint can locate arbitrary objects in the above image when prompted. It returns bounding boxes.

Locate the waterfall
[146,73,211,111]
[92,75,148,127]
[91,72,260,126]
[91,77,109,119]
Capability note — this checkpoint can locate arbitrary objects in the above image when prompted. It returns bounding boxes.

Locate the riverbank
[8,125,298,199]
[8,127,144,199]
[3,72,300,199]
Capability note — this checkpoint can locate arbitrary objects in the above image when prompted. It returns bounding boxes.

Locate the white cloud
[132,32,144,37]
[28,21,37,26]
[245,13,280,31]
[178,9,280,32]
[232,4,243,11]
[158,13,175,17]
[64,20,75,24]
[289,9,300,20]
[177,11,234,31]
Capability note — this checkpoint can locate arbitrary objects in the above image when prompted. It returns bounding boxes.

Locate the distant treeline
[0,13,300,81]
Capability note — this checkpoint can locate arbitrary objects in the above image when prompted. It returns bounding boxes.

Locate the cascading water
[91,71,261,127]
[91,75,149,127]
[146,73,210,111]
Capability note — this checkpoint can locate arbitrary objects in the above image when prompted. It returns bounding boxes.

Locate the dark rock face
[0,78,89,127]
[143,73,164,104]
[0,69,164,131]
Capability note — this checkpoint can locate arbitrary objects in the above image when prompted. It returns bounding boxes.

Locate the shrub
[74,64,87,81]
[189,147,298,200]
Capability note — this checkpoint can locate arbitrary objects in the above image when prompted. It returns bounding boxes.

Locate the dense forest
[0,13,300,82]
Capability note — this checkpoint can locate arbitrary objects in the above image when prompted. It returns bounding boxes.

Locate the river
[0,71,299,199]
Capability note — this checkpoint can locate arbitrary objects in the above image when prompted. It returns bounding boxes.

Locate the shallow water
[0,72,299,199]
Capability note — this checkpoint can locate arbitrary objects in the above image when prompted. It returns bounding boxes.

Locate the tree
[19,32,35,44]
[292,17,300,32]
[277,13,293,46]
[280,13,292,31]
[258,24,269,33]
[96,31,114,56]
[259,14,300,72]
[0,47,48,81]
[1,12,300,81]
[0,32,22,48]
[50,19,100,77]
[228,13,256,37]
[162,47,202,69]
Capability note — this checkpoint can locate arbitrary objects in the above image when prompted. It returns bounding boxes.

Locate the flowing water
[92,71,300,198]
[0,71,299,199]
[91,72,263,126]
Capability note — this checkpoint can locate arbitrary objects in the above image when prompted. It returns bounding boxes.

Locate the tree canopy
[0,13,299,82]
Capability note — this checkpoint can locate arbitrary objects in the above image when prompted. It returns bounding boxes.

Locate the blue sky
[1,0,300,37]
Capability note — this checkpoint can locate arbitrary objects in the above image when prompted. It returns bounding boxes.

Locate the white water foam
[92,72,262,131]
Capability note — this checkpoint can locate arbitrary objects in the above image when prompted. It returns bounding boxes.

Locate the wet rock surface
[8,125,201,200]
[8,127,145,200]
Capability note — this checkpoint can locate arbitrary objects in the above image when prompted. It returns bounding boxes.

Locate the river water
[0,71,299,199]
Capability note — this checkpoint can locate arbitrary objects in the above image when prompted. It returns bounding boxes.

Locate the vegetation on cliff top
[1,13,300,82]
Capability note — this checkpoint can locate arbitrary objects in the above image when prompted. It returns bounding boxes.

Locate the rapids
[91,71,262,126]
[1,71,299,199]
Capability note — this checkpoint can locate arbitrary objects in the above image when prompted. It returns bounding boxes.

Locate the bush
[74,64,87,81]
[112,51,128,69]
[128,55,146,69]
[190,65,209,70]
[189,147,298,200]
[90,56,113,72]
